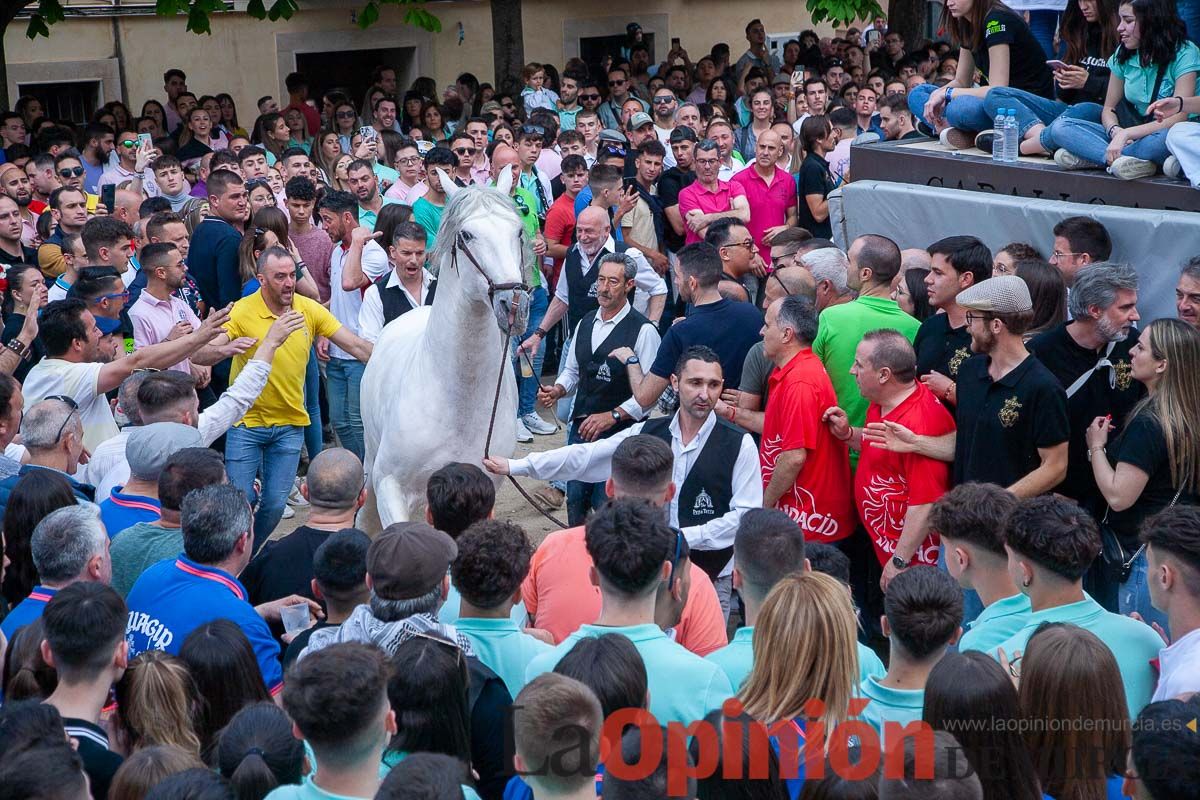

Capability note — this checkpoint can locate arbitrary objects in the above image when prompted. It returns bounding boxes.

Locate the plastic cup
[280,603,310,636]
[520,357,534,378]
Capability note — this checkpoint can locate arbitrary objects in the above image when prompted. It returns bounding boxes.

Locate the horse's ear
[437,169,461,201]
[495,163,514,196]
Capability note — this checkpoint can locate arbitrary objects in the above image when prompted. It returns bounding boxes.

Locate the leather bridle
[451,231,531,298]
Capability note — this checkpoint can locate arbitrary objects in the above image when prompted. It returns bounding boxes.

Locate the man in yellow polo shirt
[208,245,373,547]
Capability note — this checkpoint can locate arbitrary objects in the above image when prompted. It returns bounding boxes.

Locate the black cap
[669,126,698,144]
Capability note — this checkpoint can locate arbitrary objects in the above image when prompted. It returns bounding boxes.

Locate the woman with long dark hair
[923,651,1043,800]
[1014,258,1068,339]
[383,635,472,772]
[1,470,77,606]
[986,0,1121,155]
[910,0,1055,148]
[1086,318,1200,625]
[216,703,305,800]
[796,116,838,239]
[0,265,46,381]
[179,620,272,761]
[1048,0,1199,178]
[216,94,247,139]
[252,113,290,165]
[331,101,359,153]
[892,267,935,321]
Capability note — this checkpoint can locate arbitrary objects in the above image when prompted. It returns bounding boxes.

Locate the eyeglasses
[652,97,675,105]
[45,395,79,443]
[335,110,357,119]
[609,79,627,86]
[1007,654,1022,678]
[722,239,755,251]
[694,157,720,166]
[58,166,86,178]
[396,156,421,166]
[579,93,601,101]
[452,147,476,156]
[119,139,138,148]
[520,124,545,136]
[1051,250,1077,260]
[964,312,992,325]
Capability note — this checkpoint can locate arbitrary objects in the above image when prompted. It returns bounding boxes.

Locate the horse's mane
[428,185,525,278]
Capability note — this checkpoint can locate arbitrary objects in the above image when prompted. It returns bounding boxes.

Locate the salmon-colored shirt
[521,526,728,657]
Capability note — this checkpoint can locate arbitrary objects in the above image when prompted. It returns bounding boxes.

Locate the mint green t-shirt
[454,616,551,698]
[264,778,367,800]
[958,592,1031,654]
[813,295,921,431]
[992,595,1163,717]
[411,197,445,250]
[706,626,886,691]
[1108,41,1200,116]
[858,675,925,746]
[526,623,733,725]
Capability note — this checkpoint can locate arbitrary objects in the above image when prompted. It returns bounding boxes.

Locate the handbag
[1113,62,1167,130]
[1098,484,1182,583]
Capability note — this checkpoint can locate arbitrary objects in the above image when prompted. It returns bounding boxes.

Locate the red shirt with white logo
[855,381,955,566]
[761,348,854,541]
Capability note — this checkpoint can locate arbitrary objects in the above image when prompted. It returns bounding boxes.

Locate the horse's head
[435,173,531,337]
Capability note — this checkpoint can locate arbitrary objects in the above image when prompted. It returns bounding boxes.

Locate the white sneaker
[1164,155,1183,180]
[1053,149,1102,170]
[521,412,557,435]
[287,478,309,507]
[938,127,973,150]
[1108,155,1158,180]
[281,504,296,520]
[515,418,534,443]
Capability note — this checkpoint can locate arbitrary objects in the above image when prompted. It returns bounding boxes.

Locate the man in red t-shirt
[542,154,588,292]
[823,329,955,590]
[760,295,854,542]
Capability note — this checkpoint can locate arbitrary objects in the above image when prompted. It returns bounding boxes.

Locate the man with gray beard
[1028,262,1145,511]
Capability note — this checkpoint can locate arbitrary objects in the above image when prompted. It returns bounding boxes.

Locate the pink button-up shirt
[732,165,798,261]
[129,290,202,375]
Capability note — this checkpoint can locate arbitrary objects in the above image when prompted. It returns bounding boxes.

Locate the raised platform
[850,138,1200,213]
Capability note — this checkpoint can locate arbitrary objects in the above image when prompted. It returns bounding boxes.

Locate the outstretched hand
[861,420,920,453]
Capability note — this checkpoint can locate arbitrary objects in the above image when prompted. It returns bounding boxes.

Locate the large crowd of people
[0,4,1199,800]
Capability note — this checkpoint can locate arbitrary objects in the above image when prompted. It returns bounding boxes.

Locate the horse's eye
[460,231,475,243]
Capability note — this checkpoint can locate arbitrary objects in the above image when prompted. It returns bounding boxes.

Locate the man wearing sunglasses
[38,186,89,280]
[598,67,648,132]
[650,87,680,168]
[447,131,477,186]
[99,129,160,201]
[53,150,91,196]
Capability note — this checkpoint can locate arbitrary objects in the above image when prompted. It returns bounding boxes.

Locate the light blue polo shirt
[125,556,283,694]
[992,595,1163,717]
[439,584,527,627]
[454,616,552,698]
[706,627,886,691]
[526,623,734,725]
[958,592,1031,654]
[858,676,925,745]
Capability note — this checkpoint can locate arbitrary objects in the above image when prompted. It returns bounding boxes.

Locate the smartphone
[416,139,435,155]
[358,125,378,142]
[1046,59,1069,70]
[100,184,116,214]
[866,29,881,44]
[671,36,681,49]
[622,176,637,192]
[792,69,805,83]
[137,132,153,149]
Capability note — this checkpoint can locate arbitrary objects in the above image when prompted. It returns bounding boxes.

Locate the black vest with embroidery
[572,307,650,429]
[563,243,635,331]
[375,272,437,325]
[641,415,744,580]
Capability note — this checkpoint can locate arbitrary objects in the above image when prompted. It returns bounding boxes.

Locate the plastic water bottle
[992,108,1008,162]
[1003,109,1020,163]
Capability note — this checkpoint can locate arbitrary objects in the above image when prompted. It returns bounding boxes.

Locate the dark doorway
[18,81,101,125]
[579,34,655,80]
[294,47,415,113]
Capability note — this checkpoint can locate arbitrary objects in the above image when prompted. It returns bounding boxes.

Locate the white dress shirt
[328,239,389,360]
[553,237,668,319]
[86,359,272,498]
[556,302,661,420]
[1153,626,1200,702]
[358,268,434,344]
[509,412,763,577]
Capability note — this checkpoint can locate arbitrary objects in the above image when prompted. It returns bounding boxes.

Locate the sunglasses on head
[245,178,269,190]
[45,395,79,443]
[58,166,86,178]
[520,124,545,136]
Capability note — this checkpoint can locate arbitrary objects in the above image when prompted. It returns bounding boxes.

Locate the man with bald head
[242,447,369,607]
[732,130,798,297]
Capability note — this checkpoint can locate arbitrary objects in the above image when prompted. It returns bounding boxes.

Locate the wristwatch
[5,338,27,359]
[891,555,909,570]
[624,355,640,366]
[610,410,622,422]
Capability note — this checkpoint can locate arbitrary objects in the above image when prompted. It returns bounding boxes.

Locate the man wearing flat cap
[866,275,1069,497]
[301,521,474,656]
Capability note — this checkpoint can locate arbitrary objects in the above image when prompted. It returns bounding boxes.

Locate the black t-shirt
[1,313,45,382]
[1058,26,1114,105]
[657,166,696,253]
[63,718,122,800]
[1105,409,1198,548]
[241,525,361,607]
[952,353,1070,488]
[175,138,214,163]
[796,152,835,239]
[914,313,974,380]
[972,7,1055,98]
[1028,323,1144,510]
[282,619,335,669]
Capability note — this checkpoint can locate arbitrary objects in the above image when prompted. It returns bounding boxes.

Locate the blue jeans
[1048,116,1172,165]
[565,422,609,525]
[1028,10,1061,58]
[326,357,367,462]
[303,348,323,460]
[909,83,993,134]
[1120,549,1170,635]
[1180,0,1200,45]
[512,286,549,417]
[225,424,304,550]
[1039,102,1105,150]
[984,87,1068,146]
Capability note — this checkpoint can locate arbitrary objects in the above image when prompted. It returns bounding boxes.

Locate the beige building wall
[3,0,852,117]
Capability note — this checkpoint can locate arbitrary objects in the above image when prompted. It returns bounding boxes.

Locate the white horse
[359,172,530,528]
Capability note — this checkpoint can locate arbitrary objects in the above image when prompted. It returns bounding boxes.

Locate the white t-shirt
[23,358,117,452]
[654,125,678,169]
[1153,626,1200,702]
[327,239,389,360]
